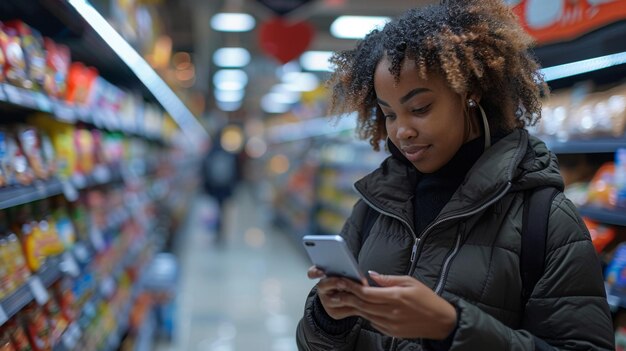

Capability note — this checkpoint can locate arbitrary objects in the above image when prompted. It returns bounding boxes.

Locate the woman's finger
[307,266,325,279]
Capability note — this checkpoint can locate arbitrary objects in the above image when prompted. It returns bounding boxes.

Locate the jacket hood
[355,129,564,220]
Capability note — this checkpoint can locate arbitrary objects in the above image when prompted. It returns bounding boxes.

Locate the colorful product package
[65,62,98,105]
[0,24,30,89]
[16,126,48,180]
[42,38,70,98]
[4,21,46,91]
[22,303,52,351]
[4,318,33,351]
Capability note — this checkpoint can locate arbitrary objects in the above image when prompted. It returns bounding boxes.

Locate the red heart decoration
[258,18,315,64]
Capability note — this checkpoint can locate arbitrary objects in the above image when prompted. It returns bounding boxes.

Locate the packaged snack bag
[4,318,33,351]
[16,126,48,180]
[6,233,31,286]
[42,38,70,98]
[0,330,17,351]
[42,298,68,345]
[22,304,52,351]
[65,62,98,105]
[4,21,46,91]
[0,24,30,89]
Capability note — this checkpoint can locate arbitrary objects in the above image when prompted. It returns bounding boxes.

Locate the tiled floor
[158,184,313,351]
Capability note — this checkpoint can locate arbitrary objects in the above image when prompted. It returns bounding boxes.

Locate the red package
[43,38,70,98]
[65,62,98,105]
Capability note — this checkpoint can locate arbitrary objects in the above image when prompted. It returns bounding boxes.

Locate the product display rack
[545,137,626,155]
[0,1,201,350]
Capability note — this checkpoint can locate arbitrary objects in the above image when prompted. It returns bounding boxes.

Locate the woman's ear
[467,93,481,104]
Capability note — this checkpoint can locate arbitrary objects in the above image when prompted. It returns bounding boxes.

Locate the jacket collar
[354,129,564,223]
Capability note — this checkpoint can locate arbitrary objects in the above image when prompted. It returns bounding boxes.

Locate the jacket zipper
[410,182,512,286]
[434,223,464,294]
[356,182,512,351]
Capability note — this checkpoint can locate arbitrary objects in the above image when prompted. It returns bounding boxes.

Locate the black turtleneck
[414,136,485,234]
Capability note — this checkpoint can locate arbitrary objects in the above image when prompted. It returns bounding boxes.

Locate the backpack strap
[521,186,560,303]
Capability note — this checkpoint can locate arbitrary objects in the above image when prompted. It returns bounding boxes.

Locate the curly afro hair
[326,0,548,150]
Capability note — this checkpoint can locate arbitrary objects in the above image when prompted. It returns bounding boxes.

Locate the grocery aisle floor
[158,184,313,351]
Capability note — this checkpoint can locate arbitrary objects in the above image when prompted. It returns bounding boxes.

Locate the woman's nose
[395,119,417,139]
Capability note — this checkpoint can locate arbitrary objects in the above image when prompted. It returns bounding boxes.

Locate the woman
[296,1,614,350]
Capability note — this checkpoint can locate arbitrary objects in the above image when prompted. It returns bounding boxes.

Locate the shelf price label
[34,93,52,112]
[73,242,90,264]
[70,173,88,189]
[61,252,80,277]
[53,101,77,123]
[61,179,79,202]
[93,165,111,184]
[0,305,8,325]
[3,84,23,105]
[28,276,50,305]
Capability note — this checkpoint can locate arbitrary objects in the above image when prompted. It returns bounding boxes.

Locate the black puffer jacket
[296,129,614,350]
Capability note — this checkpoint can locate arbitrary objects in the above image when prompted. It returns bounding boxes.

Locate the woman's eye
[383,112,395,119]
[412,105,431,115]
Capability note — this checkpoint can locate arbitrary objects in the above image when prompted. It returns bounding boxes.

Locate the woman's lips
[401,145,430,162]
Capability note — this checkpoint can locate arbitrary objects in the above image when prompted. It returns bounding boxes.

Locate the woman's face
[374,57,479,173]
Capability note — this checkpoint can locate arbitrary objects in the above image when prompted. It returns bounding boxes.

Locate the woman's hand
[308,267,457,340]
[307,265,368,320]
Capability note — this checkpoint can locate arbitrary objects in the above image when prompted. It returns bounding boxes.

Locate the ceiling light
[211,13,255,32]
[213,69,248,90]
[270,84,301,104]
[261,94,290,114]
[215,89,245,103]
[216,100,243,112]
[541,51,626,81]
[281,72,319,92]
[330,16,390,39]
[213,47,251,67]
[300,51,334,71]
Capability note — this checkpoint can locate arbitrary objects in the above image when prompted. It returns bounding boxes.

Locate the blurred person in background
[202,129,241,244]
[296,0,614,350]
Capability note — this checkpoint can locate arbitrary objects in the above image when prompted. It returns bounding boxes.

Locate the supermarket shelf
[0,83,162,142]
[579,206,626,227]
[544,137,626,154]
[0,256,63,326]
[0,166,124,211]
[0,179,64,211]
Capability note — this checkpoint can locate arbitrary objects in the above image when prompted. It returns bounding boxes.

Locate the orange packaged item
[65,62,98,105]
[7,233,31,286]
[11,205,45,272]
[587,162,616,209]
[74,128,95,175]
[583,218,616,253]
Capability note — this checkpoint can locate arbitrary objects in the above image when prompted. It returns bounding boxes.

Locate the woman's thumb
[368,271,406,287]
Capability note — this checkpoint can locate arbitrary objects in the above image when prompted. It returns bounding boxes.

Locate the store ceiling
[161,0,438,122]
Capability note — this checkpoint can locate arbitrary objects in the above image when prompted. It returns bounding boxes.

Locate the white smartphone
[302,235,365,283]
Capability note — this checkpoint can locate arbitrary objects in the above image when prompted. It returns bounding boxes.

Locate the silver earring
[467,99,477,108]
